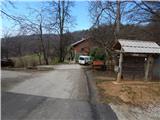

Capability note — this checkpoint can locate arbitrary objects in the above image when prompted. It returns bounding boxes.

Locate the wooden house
[70,38,93,61]
[113,39,160,81]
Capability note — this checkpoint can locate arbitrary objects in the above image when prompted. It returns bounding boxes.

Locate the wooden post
[74,50,77,63]
[145,55,153,80]
[117,51,123,82]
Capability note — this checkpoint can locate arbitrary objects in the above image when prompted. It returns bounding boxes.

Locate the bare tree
[33,45,42,65]
[115,0,120,37]
[89,1,132,82]
[51,0,74,62]
[128,1,160,23]
[1,31,11,59]
[125,1,160,43]
[89,1,128,56]
[89,1,130,43]
[1,1,26,26]
[89,1,127,28]
[18,5,55,65]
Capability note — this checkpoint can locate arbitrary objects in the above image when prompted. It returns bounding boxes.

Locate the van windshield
[79,57,85,60]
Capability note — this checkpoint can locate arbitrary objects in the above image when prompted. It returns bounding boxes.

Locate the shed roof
[115,39,160,54]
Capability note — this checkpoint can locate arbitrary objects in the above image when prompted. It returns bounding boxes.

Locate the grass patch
[95,79,108,84]
[12,55,61,68]
[50,57,59,65]
[13,54,41,68]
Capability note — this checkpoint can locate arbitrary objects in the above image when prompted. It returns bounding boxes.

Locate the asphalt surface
[1,64,118,120]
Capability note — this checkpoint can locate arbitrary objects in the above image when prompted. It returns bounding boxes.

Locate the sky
[72,1,91,31]
[1,0,92,37]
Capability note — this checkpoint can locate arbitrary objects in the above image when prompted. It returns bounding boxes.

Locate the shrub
[13,54,41,68]
[90,48,106,61]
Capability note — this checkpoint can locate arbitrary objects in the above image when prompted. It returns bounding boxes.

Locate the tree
[89,1,128,28]
[89,1,135,82]
[145,11,160,43]
[1,0,26,29]
[17,5,55,65]
[126,1,160,43]
[115,0,120,37]
[128,1,160,24]
[89,1,129,60]
[89,0,131,46]
[89,25,115,59]
[1,31,11,59]
[51,0,74,62]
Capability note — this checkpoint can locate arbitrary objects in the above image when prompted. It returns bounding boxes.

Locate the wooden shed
[113,39,160,81]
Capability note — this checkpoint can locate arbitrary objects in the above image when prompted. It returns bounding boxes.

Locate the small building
[113,39,160,81]
[70,38,92,61]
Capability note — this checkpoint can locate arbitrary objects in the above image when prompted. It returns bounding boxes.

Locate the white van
[78,55,91,65]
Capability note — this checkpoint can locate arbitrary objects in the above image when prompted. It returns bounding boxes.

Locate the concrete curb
[84,69,118,120]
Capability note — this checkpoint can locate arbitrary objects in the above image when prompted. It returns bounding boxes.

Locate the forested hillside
[1,30,88,59]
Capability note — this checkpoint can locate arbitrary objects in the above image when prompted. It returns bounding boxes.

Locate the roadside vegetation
[12,54,60,68]
[93,71,160,108]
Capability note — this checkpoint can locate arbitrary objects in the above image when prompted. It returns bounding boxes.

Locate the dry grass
[93,71,160,107]
[97,80,160,107]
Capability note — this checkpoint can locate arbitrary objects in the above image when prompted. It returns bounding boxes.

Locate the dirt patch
[97,80,160,107]
[93,71,160,119]
[92,71,160,107]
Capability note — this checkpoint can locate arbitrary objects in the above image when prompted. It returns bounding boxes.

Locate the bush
[13,54,41,68]
[90,48,106,61]
[50,57,59,64]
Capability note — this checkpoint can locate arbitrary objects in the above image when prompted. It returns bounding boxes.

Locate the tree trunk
[37,53,42,65]
[59,34,63,62]
[58,1,65,62]
[115,0,120,38]
[39,23,49,65]
[5,39,9,59]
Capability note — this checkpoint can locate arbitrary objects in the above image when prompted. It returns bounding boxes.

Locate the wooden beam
[74,50,77,62]
[145,55,153,80]
[117,51,123,82]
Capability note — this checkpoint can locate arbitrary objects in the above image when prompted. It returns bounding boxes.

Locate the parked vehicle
[78,55,92,65]
[1,58,15,67]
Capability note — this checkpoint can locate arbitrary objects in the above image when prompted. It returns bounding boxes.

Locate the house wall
[71,39,93,62]
[73,39,92,55]
[122,56,145,80]
[152,56,160,80]
[121,55,160,80]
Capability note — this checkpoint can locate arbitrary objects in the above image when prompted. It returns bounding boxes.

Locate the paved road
[1,64,117,120]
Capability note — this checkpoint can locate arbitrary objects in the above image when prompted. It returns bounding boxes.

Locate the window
[81,48,84,51]
[79,57,84,60]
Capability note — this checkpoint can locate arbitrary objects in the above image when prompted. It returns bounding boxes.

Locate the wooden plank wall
[122,56,145,80]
